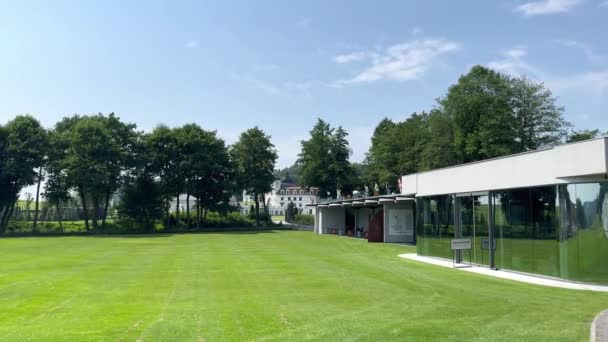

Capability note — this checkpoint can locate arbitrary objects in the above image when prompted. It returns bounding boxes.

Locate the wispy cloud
[333,52,367,64]
[230,73,281,95]
[554,39,606,65]
[411,27,423,35]
[487,46,608,96]
[184,40,199,48]
[514,0,584,16]
[549,70,608,95]
[230,73,314,96]
[599,0,608,7]
[331,38,461,87]
[487,46,541,77]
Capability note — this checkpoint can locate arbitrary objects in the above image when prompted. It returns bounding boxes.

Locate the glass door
[457,194,491,266]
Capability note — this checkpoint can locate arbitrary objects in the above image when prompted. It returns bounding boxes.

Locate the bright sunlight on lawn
[0,230,606,341]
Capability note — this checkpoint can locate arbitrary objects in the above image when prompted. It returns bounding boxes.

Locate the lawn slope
[0,231,606,341]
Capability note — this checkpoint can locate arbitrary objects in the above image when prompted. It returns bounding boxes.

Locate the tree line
[0,114,277,234]
[2,65,606,233]
[295,66,607,196]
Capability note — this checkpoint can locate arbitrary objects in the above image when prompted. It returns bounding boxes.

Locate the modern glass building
[402,138,608,285]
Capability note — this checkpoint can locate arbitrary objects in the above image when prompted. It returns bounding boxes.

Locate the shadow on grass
[0,227,291,239]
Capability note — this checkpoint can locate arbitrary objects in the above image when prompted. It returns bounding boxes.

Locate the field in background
[0,230,606,341]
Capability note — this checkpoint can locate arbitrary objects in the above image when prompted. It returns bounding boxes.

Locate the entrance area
[456,194,492,267]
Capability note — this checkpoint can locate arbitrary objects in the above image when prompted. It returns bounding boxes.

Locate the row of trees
[296,66,606,196]
[0,114,278,233]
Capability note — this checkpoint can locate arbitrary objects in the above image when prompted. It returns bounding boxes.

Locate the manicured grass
[0,231,606,341]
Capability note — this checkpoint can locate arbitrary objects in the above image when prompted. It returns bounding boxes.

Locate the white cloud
[331,38,461,87]
[515,0,584,16]
[230,73,314,96]
[333,52,367,64]
[487,46,608,96]
[548,70,608,95]
[184,40,199,48]
[411,27,423,36]
[599,0,608,7]
[487,46,541,77]
[554,39,606,65]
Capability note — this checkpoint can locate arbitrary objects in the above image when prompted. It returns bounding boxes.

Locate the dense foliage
[364,66,581,192]
[297,119,357,198]
[0,114,279,234]
[231,127,278,226]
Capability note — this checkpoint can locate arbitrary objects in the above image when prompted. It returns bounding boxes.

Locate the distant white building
[242,179,319,216]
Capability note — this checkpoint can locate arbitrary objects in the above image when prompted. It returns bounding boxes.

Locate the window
[288,197,291,201]
[299,203,302,207]
[300,190,303,194]
[492,186,559,278]
[280,202,284,206]
[281,197,284,200]
[416,195,455,259]
[299,197,302,201]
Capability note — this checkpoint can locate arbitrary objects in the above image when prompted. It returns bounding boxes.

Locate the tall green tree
[146,125,181,228]
[54,114,137,231]
[298,119,356,198]
[440,66,570,163]
[419,109,459,171]
[43,129,71,232]
[441,66,515,162]
[231,127,277,226]
[364,114,428,192]
[177,124,233,228]
[0,116,47,232]
[509,76,569,151]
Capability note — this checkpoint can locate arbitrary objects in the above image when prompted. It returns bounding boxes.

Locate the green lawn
[0,231,606,341]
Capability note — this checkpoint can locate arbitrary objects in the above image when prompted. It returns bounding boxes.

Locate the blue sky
[1,0,607,168]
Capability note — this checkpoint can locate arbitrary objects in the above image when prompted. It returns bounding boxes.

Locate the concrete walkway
[592,310,608,342]
[398,253,608,292]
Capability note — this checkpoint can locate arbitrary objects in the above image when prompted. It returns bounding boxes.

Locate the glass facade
[416,196,454,259]
[558,183,608,284]
[458,195,490,266]
[492,186,559,278]
[416,182,608,285]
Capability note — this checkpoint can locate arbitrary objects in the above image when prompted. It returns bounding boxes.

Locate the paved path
[398,253,608,292]
[592,310,608,342]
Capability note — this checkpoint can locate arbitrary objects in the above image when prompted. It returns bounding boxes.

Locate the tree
[441,66,516,162]
[439,66,570,163]
[566,129,602,143]
[145,125,181,229]
[509,76,569,151]
[177,124,233,228]
[0,116,47,233]
[364,114,428,192]
[116,175,164,232]
[231,127,277,226]
[43,129,72,232]
[298,119,356,198]
[54,114,137,231]
[419,109,459,171]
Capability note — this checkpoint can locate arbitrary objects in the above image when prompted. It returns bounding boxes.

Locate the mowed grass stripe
[0,231,606,341]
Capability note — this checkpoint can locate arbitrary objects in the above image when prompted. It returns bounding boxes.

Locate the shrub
[116,175,164,232]
[293,213,314,226]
